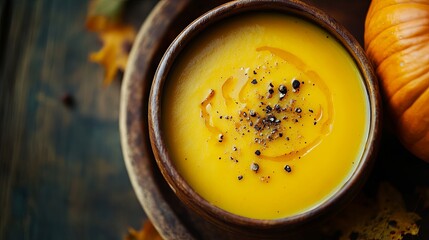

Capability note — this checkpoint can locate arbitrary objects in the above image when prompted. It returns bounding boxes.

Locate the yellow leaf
[86,0,135,85]
[124,220,163,240]
[89,24,135,85]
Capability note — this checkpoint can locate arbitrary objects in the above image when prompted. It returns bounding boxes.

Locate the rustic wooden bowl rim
[149,0,381,232]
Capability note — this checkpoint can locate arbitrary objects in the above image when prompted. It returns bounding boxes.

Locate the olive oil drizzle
[200,46,334,162]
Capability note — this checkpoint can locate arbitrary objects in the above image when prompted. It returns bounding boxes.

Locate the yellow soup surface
[162,13,370,220]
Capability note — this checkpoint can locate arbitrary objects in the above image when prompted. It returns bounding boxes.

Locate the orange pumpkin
[364,0,429,162]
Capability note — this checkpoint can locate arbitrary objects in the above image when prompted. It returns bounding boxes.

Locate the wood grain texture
[1,0,428,240]
[0,0,157,239]
[121,1,195,239]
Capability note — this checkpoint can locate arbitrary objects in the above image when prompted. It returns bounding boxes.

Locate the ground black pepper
[292,79,300,89]
[251,163,259,172]
[249,110,256,117]
[204,66,319,183]
[218,134,224,142]
[278,84,287,94]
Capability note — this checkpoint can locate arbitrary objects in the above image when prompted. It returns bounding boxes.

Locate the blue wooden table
[0,0,157,239]
[1,1,429,239]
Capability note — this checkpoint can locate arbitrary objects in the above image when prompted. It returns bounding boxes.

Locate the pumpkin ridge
[389,71,429,115]
[365,4,429,49]
[365,0,429,162]
[398,124,429,161]
[366,18,429,63]
[385,51,429,87]
[368,1,429,19]
[375,43,429,92]
[370,4,429,27]
[375,49,415,88]
[397,42,429,74]
[410,134,429,160]
[399,87,429,141]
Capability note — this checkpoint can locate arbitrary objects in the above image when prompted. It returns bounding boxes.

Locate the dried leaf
[124,220,163,240]
[86,0,135,85]
[325,182,421,240]
[89,24,135,85]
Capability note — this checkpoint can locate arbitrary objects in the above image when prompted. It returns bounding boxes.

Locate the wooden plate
[120,1,234,239]
[120,1,428,239]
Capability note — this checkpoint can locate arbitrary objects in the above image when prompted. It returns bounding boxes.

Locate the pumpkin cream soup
[162,13,370,220]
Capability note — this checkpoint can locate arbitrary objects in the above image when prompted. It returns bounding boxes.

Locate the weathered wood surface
[1,0,429,240]
[0,0,157,239]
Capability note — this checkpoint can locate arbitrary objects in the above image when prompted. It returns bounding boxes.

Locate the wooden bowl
[148,0,381,238]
